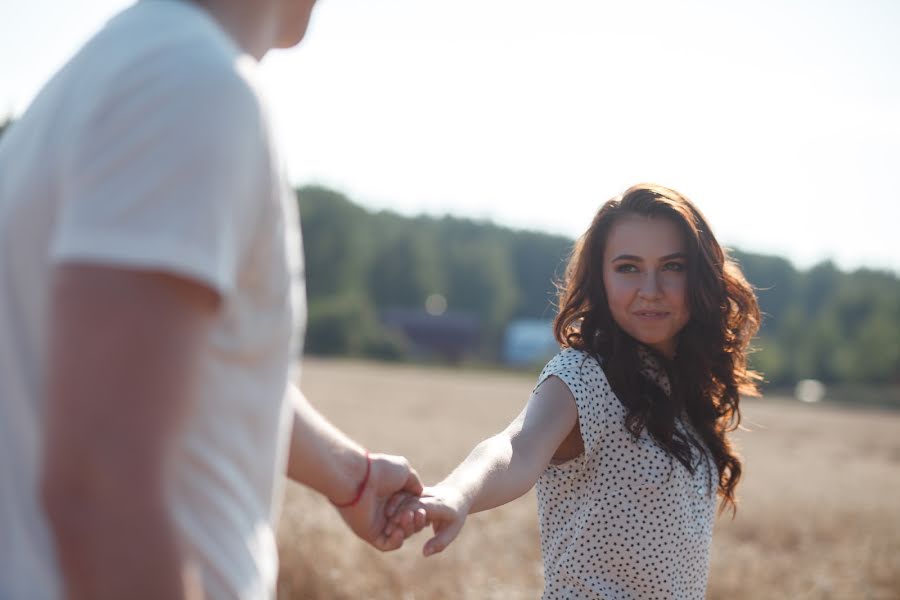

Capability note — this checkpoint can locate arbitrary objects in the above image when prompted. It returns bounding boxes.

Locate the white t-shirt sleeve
[52,56,268,297]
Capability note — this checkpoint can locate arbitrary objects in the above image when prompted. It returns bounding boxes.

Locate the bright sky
[2,0,899,273]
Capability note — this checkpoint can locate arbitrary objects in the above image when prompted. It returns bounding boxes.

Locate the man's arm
[285,384,426,550]
[41,265,218,600]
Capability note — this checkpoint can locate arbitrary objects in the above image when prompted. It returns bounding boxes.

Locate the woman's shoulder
[536,348,618,428]
[538,347,607,382]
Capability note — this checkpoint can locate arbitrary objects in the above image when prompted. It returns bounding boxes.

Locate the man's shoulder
[48,2,266,149]
[70,1,255,109]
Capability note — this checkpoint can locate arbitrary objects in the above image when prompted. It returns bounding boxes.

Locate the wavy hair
[553,183,761,512]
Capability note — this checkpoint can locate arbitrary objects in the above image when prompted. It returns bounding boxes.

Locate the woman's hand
[385,486,471,556]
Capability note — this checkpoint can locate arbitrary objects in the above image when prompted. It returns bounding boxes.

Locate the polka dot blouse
[534,348,718,599]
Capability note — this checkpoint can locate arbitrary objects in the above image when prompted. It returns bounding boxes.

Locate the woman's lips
[633,310,670,320]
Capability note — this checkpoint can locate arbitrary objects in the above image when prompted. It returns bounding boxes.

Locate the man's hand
[284,387,429,550]
[333,454,427,551]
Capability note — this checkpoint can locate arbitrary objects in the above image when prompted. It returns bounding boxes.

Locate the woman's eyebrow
[661,252,687,261]
[611,254,643,262]
[611,252,686,262]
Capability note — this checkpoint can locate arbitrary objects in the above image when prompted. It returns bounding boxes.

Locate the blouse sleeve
[534,349,616,456]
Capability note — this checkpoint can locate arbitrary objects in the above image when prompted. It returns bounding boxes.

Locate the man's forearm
[285,383,368,504]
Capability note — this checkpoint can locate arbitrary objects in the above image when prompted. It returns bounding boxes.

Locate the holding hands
[384,486,469,557]
[334,453,430,551]
[338,375,580,555]
[285,386,433,552]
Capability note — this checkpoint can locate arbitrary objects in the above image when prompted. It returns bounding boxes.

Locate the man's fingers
[389,496,425,526]
[400,509,416,538]
[403,465,424,496]
[413,507,427,532]
[388,528,404,550]
[375,526,404,552]
[380,504,427,544]
[385,491,413,518]
[393,508,414,538]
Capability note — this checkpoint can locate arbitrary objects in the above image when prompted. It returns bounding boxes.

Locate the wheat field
[276,359,900,599]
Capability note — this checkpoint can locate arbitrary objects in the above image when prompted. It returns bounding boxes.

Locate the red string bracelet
[331,450,371,508]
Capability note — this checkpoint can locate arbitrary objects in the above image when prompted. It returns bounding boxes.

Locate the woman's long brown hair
[553,183,761,513]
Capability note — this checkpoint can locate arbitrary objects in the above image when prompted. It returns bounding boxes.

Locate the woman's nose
[637,272,663,299]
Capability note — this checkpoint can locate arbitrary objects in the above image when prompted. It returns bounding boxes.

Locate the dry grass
[277,359,900,599]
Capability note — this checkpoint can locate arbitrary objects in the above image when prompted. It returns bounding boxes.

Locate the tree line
[299,185,569,362]
[298,185,900,387]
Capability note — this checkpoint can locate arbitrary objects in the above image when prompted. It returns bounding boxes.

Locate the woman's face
[602,214,691,358]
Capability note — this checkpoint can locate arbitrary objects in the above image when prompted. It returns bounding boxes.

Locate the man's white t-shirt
[0,1,305,597]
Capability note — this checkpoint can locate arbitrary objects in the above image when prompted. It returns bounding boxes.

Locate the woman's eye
[615,264,639,273]
[663,262,685,272]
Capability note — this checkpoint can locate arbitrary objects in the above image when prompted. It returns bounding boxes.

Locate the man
[0,0,424,597]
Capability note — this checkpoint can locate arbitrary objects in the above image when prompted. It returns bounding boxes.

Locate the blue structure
[503,319,559,367]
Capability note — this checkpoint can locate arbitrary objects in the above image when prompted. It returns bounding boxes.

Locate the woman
[389,183,761,599]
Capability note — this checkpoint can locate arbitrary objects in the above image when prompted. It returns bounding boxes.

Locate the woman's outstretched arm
[389,375,579,556]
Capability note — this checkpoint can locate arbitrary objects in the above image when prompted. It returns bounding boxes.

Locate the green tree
[297,185,374,301]
[510,232,571,319]
[368,226,444,310]
[733,251,797,335]
[443,238,517,355]
[305,294,407,360]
